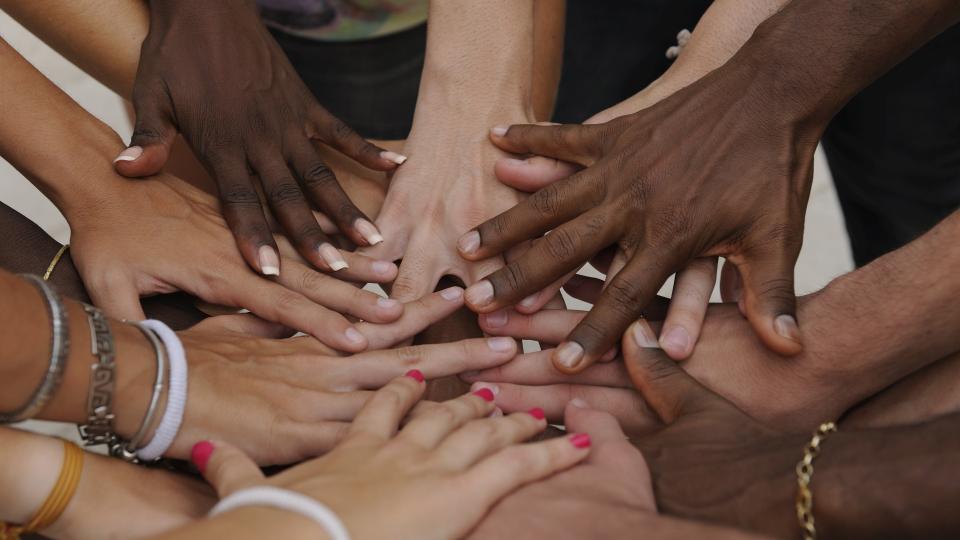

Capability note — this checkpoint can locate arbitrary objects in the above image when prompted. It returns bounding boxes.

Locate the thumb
[85,271,146,322]
[493,155,581,192]
[622,320,720,424]
[737,246,803,356]
[489,122,608,166]
[191,440,265,499]
[114,90,177,177]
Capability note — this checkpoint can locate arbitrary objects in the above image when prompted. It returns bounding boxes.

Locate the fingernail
[659,326,690,354]
[473,387,496,402]
[555,342,584,369]
[487,337,515,352]
[377,297,399,310]
[380,150,408,165]
[631,321,660,349]
[504,157,529,167]
[518,293,539,311]
[569,433,592,449]
[458,230,481,255]
[440,286,464,301]
[354,219,383,245]
[345,327,365,344]
[774,314,801,343]
[258,245,280,276]
[190,441,214,473]
[471,382,500,396]
[405,369,424,383]
[528,407,546,420]
[113,146,143,163]
[490,407,504,418]
[570,398,588,409]
[600,347,618,362]
[372,260,396,276]
[490,125,509,137]
[319,243,349,271]
[465,280,494,308]
[482,310,508,328]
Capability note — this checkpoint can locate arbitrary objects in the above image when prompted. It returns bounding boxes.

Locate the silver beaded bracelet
[0,275,70,424]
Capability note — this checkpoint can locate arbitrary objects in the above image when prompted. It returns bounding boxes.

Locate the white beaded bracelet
[136,320,188,461]
[210,486,351,540]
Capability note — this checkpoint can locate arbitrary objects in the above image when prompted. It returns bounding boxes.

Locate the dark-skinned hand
[459,59,818,373]
[114,0,405,275]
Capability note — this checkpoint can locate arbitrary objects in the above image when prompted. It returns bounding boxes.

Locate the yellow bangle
[42,244,70,282]
[0,440,84,539]
[796,421,837,540]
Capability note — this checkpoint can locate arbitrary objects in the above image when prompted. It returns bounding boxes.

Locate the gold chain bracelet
[796,421,837,540]
[42,244,69,282]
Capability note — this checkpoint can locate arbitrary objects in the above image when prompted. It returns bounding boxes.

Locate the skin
[459,0,960,374]
[157,375,591,540]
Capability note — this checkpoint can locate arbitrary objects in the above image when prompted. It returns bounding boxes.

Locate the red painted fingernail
[528,407,545,420]
[473,388,495,402]
[405,369,425,383]
[569,433,591,449]
[191,441,215,473]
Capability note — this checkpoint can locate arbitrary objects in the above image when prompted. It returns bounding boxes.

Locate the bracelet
[0,275,70,424]
[113,323,168,462]
[796,421,837,540]
[0,439,84,539]
[136,320,187,462]
[77,304,118,448]
[42,244,69,282]
[210,486,351,540]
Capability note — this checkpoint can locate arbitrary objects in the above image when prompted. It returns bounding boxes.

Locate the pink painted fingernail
[113,146,143,163]
[555,342,584,369]
[345,327,365,344]
[631,321,660,349]
[258,245,280,277]
[528,407,546,420]
[440,286,464,301]
[354,219,383,246]
[774,315,801,343]
[659,326,690,354]
[319,243,349,272]
[405,369,424,383]
[380,150,408,165]
[471,382,500,395]
[569,433,591,449]
[486,337,515,352]
[458,231,480,255]
[482,310,508,328]
[473,388,495,402]
[191,441,215,473]
[465,280,494,308]
[490,125,509,137]
[377,297,400,310]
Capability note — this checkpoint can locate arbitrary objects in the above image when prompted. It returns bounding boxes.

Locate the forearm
[154,508,329,540]
[532,0,565,121]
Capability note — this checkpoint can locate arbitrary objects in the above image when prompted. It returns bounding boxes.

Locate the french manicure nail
[518,293,539,311]
[440,286,464,301]
[490,125,509,137]
[570,398,588,409]
[345,327,365,344]
[555,342,584,369]
[377,297,399,310]
[482,310,508,328]
[528,407,546,420]
[113,146,143,163]
[487,337,515,352]
[569,433,591,449]
[774,314,801,343]
[319,243,349,272]
[473,387,495,402]
[631,321,660,349]
[372,260,395,276]
[258,245,280,276]
[659,326,690,354]
[354,219,383,245]
[458,231,480,255]
[380,150,408,165]
[465,280,494,308]
[405,369,424,383]
[190,441,215,473]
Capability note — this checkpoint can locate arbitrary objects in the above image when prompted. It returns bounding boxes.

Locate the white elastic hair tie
[137,319,188,461]
[210,486,351,540]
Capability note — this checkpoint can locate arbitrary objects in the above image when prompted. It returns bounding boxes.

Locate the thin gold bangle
[0,440,85,539]
[796,421,837,540]
[42,244,70,282]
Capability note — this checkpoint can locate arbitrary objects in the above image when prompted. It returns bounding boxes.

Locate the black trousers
[274,1,960,267]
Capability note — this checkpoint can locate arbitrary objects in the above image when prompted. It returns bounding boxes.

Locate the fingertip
[552,341,586,374]
[191,440,215,474]
[766,314,804,355]
[113,144,168,177]
[658,325,692,360]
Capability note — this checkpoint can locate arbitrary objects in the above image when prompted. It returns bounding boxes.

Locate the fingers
[493,155,580,192]
[622,320,723,424]
[460,348,632,388]
[488,122,608,166]
[562,403,628,445]
[719,258,743,304]
[659,258,717,360]
[115,87,177,177]
[335,337,518,390]
[389,251,441,303]
[479,308,585,344]
[277,260,402,324]
[513,268,578,315]
[433,409,548,470]
[193,440,264,498]
[85,270,146,321]
[737,246,803,356]
[345,372,425,443]
[333,251,398,284]
[397,389,497,449]
[355,287,464,350]
[189,314,295,338]
[310,108,404,172]
[212,156,281,276]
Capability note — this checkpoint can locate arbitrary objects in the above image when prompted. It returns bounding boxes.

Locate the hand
[114,0,404,273]
[459,59,818,373]
[68,173,399,352]
[194,373,591,540]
